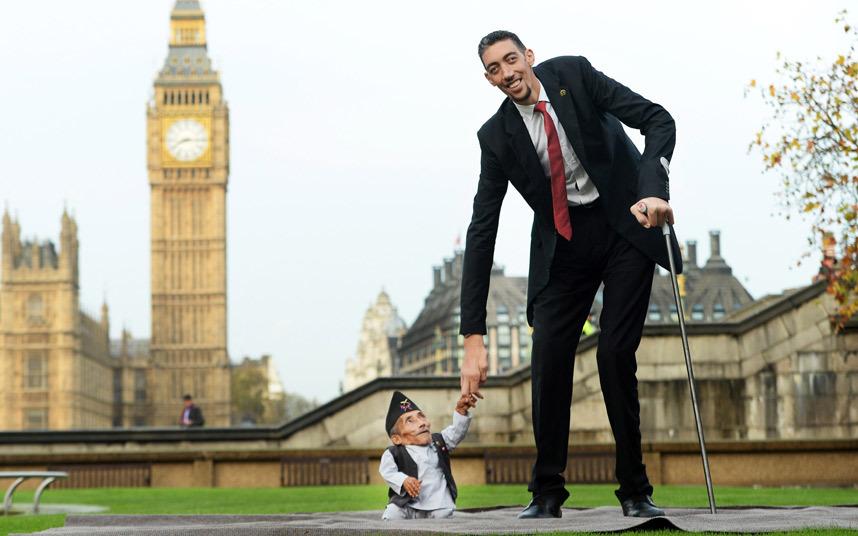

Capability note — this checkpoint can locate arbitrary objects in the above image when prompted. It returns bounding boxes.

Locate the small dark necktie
[534,101,572,240]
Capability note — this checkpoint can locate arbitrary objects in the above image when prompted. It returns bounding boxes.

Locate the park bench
[0,471,68,514]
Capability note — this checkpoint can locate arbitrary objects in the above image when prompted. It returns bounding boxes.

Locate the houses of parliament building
[0,1,260,430]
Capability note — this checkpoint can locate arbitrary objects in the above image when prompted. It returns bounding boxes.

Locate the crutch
[657,157,717,514]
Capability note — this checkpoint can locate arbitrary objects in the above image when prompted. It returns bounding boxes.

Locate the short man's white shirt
[513,81,600,205]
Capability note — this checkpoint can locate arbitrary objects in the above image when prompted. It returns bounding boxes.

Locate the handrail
[0,471,68,515]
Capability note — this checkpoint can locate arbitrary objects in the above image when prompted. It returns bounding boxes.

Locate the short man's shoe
[517,496,563,519]
[621,495,665,517]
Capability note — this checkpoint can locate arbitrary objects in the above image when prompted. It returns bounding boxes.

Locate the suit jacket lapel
[536,68,590,170]
[502,100,546,190]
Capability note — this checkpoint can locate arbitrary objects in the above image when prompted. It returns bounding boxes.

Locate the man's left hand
[630,197,675,229]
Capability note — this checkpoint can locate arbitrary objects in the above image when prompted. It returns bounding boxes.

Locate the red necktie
[534,101,572,241]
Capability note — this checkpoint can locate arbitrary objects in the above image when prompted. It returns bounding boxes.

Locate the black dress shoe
[517,496,563,518]
[621,495,665,517]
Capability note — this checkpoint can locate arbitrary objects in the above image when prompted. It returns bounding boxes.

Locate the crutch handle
[659,157,672,238]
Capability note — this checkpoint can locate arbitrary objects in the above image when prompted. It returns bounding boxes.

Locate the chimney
[443,258,453,282]
[433,266,442,288]
[686,240,698,269]
[703,230,730,273]
[710,230,721,258]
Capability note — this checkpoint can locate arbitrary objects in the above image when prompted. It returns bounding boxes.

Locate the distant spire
[170,0,206,47]
[174,0,201,10]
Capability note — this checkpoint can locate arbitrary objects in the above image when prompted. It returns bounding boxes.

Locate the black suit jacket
[460,56,682,335]
[179,404,205,427]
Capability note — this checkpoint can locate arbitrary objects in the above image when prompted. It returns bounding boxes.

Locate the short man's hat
[386,391,420,435]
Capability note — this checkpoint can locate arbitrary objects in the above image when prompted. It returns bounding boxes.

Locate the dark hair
[478,30,526,63]
[183,394,193,401]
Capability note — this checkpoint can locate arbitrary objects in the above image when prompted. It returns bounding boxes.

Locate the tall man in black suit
[458,31,681,519]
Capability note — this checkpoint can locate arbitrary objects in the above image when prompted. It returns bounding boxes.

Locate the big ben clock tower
[147,0,230,426]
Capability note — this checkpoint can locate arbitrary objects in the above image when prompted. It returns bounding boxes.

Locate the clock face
[166,119,208,161]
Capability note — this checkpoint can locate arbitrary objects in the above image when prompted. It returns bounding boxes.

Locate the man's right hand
[403,477,421,498]
[460,334,488,399]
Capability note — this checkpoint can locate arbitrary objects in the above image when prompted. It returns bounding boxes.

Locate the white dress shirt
[514,81,600,205]
[379,410,472,511]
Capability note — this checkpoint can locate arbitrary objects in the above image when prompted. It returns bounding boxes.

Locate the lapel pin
[559,89,567,97]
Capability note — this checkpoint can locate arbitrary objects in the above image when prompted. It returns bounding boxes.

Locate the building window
[496,305,509,324]
[519,326,531,363]
[498,347,512,371]
[669,304,678,322]
[24,352,47,389]
[691,304,704,321]
[517,307,527,325]
[134,370,147,403]
[793,352,836,427]
[497,324,511,346]
[849,372,858,395]
[25,409,48,430]
[760,367,779,438]
[648,303,662,322]
[26,294,44,323]
[712,302,726,320]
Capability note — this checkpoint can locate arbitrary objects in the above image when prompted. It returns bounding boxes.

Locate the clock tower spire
[147,0,231,426]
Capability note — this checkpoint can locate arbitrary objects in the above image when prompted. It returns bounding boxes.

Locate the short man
[379,391,476,520]
[459,31,681,518]
[179,394,205,427]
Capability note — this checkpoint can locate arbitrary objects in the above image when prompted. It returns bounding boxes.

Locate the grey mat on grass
[15,505,858,535]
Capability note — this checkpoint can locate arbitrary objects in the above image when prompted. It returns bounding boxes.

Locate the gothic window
[26,294,44,323]
[134,370,147,403]
[24,408,48,430]
[24,351,47,389]
[691,304,704,321]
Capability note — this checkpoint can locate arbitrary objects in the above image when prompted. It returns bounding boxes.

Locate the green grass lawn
[0,484,855,536]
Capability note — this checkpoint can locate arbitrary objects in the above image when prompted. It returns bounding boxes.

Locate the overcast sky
[0,1,849,402]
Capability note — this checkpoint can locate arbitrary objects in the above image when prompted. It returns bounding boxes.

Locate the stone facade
[397,250,531,376]
[0,210,114,430]
[284,281,857,448]
[146,0,231,426]
[343,290,406,392]
[110,329,152,428]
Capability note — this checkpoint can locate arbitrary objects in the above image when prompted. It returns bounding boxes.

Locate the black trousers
[528,199,655,503]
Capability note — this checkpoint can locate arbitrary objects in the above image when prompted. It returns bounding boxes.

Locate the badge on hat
[386,390,421,436]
